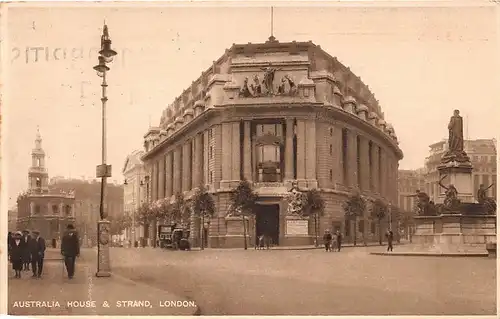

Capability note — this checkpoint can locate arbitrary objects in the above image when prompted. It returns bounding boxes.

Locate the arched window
[52,205,59,215]
[36,158,41,167]
[35,178,41,188]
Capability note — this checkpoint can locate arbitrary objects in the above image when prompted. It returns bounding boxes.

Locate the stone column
[358,136,370,192]
[243,121,252,181]
[165,152,173,198]
[231,122,241,181]
[203,130,209,185]
[284,119,294,181]
[182,141,192,192]
[347,130,358,189]
[296,120,306,180]
[158,157,165,199]
[59,202,64,216]
[30,202,34,216]
[150,163,157,201]
[213,124,223,188]
[380,148,388,199]
[221,122,232,187]
[192,133,203,188]
[173,147,182,194]
[305,120,317,183]
[371,143,380,194]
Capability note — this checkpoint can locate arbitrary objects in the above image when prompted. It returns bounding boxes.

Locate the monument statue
[442,109,470,163]
[261,65,282,95]
[477,183,496,214]
[439,175,461,210]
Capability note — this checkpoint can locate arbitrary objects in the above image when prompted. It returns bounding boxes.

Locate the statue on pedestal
[439,175,461,210]
[261,65,282,95]
[477,183,496,214]
[442,110,470,163]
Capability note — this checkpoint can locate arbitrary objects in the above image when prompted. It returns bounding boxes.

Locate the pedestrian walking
[29,230,46,278]
[10,231,25,278]
[61,224,80,279]
[386,230,394,252]
[323,230,332,252]
[21,230,32,271]
[335,230,342,252]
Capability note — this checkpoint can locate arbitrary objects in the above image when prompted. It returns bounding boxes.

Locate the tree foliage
[136,202,154,225]
[109,214,132,235]
[230,179,258,216]
[192,185,215,219]
[342,191,366,220]
[370,199,387,221]
[171,192,186,223]
[302,189,325,217]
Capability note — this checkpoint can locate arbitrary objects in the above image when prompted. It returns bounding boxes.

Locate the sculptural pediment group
[239,65,298,98]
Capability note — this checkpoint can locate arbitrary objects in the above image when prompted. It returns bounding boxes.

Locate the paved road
[111,246,497,316]
[7,249,198,316]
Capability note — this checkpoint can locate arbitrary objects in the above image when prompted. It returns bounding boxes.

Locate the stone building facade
[141,38,403,248]
[122,150,147,245]
[16,130,75,243]
[424,139,497,203]
[398,168,426,213]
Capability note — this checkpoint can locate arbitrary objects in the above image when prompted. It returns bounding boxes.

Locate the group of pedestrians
[322,229,395,252]
[7,229,46,279]
[322,230,342,252]
[7,224,81,279]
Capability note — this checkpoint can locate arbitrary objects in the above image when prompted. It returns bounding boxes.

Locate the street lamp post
[94,23,117,278]
[388,202,393,231]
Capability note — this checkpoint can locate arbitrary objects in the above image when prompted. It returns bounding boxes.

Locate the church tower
[28,127,49,193]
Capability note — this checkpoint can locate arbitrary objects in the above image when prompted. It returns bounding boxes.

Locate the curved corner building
[142,37,403,248]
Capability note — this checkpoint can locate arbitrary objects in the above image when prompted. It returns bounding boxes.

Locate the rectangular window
[329,169,333,181]
[209,171,213,183]
[342,128,348,185]
[329,144,333,155]
[209,146,213,159]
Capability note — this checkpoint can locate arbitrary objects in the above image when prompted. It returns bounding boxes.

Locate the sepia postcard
[1,0,498,317]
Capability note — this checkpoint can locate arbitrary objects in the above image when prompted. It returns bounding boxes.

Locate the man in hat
[21,230,32,271]
[61,224,80,279]
[29,230,46,278]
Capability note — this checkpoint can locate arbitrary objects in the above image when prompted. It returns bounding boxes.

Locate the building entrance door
[255,204,280,246]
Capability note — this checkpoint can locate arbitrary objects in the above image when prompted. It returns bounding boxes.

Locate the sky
[3,2,499,207]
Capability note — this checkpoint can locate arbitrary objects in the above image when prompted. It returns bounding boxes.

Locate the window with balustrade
[255,123,284,183]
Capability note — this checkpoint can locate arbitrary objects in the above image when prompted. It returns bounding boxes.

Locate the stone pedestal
[412,214,496,253]
[284,216,312,246]
[437,161,474,204]
[96,220,111,277]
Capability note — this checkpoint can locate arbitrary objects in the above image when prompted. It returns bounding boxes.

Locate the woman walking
[10,231,25,278]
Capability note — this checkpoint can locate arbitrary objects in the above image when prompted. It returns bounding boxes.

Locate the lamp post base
[96,220,111,277]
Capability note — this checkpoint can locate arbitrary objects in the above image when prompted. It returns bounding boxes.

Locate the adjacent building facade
[49,177,124,247]
[16,130,76,243]
[141,38,403,248]
[397,168,426,213]
[122,150,147,245]
[424,139,497,203]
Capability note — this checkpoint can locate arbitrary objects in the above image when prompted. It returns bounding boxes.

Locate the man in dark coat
[61,224,80,279]
[21,230,32,271]
[29,230,46,278]
[386,230,394,252]
[323,230,333,252]
[335,230,342,252]
[10,231,25,278]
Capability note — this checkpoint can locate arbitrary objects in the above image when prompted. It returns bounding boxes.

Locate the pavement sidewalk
[8,254,200,316]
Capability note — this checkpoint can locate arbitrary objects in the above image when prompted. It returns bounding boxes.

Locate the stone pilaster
[59,202,63,216]
[182,141,192,193]
[173,147,182,194]
[296,120,306,181]
[358,136,370,192]
[203,130,209,185]
[165,152,173,198]
[332,125,343,186]
[231,122,241,181]
[379,148,388,199]
[371,144,380,194]
[284,119,294,181]
[213,124,223,189]
[347,129,358,189]
[192,133,203,189]
[305,120,317,188]
[243,121,252,181]
[151,162,157,201]
[221,122,232,187]
[158,156,165,199]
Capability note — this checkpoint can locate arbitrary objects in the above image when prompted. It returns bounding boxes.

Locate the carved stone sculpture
[239,77,252,98]
[477,183,496,214]
[261,65,282,95]
[439,175,461,210]
[409,190,435,216]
